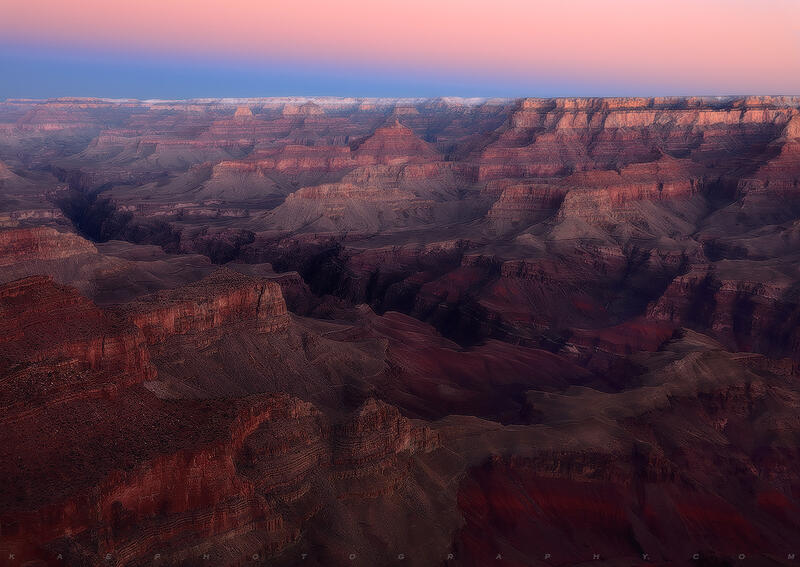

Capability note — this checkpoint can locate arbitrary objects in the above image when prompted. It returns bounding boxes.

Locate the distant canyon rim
[1,95,800,566]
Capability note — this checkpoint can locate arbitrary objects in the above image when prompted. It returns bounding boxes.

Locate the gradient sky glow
[2,0,799,98]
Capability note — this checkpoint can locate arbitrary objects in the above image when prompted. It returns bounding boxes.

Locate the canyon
[1,96,799,566]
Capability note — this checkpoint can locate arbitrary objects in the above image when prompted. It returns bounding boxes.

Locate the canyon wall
[1,96,800,566]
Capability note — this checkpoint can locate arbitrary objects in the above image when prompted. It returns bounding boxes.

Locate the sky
[1,0,799,99]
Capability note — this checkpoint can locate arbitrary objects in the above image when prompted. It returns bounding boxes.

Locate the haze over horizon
[2,0,799,99]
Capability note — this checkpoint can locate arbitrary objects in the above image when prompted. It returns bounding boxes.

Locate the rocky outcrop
[211,144,355,176]
[253,145,353,172]
[0,271,440,566]
[559,156,705,210]
[0,208,66,228]
[647,263,800,358]
[233,105,254,119]
[0,226,96,267]
[282,101,325,116]
[737,113,800,198]
[119,268,289,344]
[487,182,566,230]
[1,384,437,566]
[478,97,795,180]
[333,398,439,462]
[0,276,154,407]
[353,119,440,165]
[269,182,434,232]
[483,155,706,236]
[550,155,709,239]
[240,398,439,504]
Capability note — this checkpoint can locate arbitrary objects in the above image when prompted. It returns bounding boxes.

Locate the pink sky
[3,0,799,94]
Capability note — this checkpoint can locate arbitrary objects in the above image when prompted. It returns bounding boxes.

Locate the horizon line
[4,94,800,104]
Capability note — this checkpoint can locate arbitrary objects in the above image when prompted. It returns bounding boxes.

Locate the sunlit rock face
[1,96,800,566]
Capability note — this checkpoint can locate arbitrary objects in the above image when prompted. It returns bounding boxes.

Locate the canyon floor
[1,96,800,566]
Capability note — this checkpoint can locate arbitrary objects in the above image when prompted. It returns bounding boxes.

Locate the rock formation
[0,226,96,266]
[1,96,800,566]
[353,118,441,165]
[120,267,290,343]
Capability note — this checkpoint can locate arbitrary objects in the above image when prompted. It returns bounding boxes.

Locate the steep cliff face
[353,119,441,165]
[1,390,439,566]
[452,332,800,565]
[119,268,289,344]
[0,275,154,406]
[647,263,800,358]
[0,272,441,567]
[478,97,795,180]
[550,155,710,240]
[270,182,430,233]
[559,156,705,210]
[212,145,355,177]
[738,113,800,199]
[78,396,435,566]
[239,398,439,506]
[0,226,96,267]
[333,398,439,464]
[484,155,708,236]
[487,183,566,230]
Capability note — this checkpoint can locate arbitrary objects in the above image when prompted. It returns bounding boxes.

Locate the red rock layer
[550,155,709,236]
[738,113,800,198]
[214,144,355,175]
[478,97,795,180]
[1,391,438,565]
[487,182,566,229]
[0,276,154,407]
[455,454,770,566]
[270,182,434,232]
[647,265,800,357]
[353,119,441,165]
[118,268,289,344]
[3,96,800,566]
[0,272,440,566]
[0,226,96,267]
[559,155,705,209]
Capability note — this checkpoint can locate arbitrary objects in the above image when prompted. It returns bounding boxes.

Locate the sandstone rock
[0,276,154,406]
[737,112,800,199]
[353,119,440,165]
[0,226,96,267]
[119,268,289,344]
[487,182,566,230]
[233,105,254,119]
[282,101,325,116]
[478,97,795,180]
[3,96,800,566]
